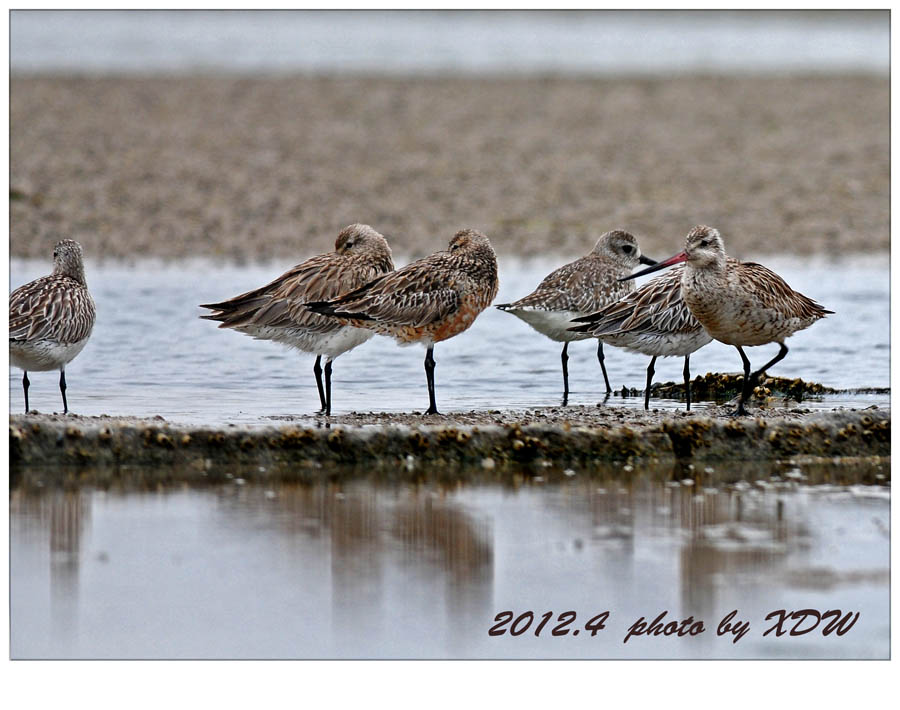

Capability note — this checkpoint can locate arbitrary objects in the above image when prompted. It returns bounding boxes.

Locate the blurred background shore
[9,10,889,262]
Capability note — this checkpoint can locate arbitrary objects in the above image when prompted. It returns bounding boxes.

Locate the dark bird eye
[345,241,353,249]
[622,245,633,254]
[699,240,709,248]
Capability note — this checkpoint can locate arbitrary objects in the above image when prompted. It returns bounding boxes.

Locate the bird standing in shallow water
[200,224,394,416]
[570,264,712,411]
[623,225,832,415]
[10,239,96,414]
[495,230,655,404]
[307,228,499,415]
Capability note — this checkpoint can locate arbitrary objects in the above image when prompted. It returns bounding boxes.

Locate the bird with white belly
[10,239,97,414]
[200,224,394,416]
[570,264,712,411]
[496,230,656,404]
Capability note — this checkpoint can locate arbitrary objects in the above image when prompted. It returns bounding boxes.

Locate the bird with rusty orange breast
[307,228,499,415]
[623,225,832,415]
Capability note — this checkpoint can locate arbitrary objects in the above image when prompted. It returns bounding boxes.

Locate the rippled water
[7,256,890,422]
[10,460,889,659]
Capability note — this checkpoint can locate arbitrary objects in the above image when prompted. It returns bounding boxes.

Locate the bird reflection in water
[11,487,90,639]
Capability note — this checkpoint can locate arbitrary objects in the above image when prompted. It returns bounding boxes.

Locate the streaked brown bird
[10,239,97,414]
[495,230,655,404]
[570,265,712,410]
[307,228,499,415]
[199,224,394,416]
[623,225,832,415]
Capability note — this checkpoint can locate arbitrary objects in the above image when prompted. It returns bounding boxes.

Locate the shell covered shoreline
[10,407,889,488]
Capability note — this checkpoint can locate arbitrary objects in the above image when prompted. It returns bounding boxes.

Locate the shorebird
[307,228,499,415]
[9,239,97,414]
[199,224,394,416]
[623,225,832,415]
[495,230,655,403]
[569,265,712,410]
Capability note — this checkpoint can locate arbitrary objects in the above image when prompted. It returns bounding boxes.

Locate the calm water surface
[10,461,889,659]
[9,256,889,659]
[10,10,888,76]
[8,256,890,422]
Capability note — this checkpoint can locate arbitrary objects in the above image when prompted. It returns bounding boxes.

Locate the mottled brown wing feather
[737,262,832,320]
[319,255,462,327]
[572,267,701,336]
[616,268,701,335]
[201,253,391,335]
[508,257,626,313]
[9,275,96,344]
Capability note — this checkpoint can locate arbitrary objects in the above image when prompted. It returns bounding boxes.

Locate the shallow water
[8,256,890,423]
[10,10,889,76]
[10,460,889,659]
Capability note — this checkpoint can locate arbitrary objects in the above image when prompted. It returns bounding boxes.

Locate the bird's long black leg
[23,372,30,414]
[324,359,333,416]
[644,356,656,410]
[597,340,612,394]
[313,355,326,413]
[561,342,570,406]
[424,346,439,415]
[751,343,789,392]
[59,370,68,414]
[735,346,752,416]
[683,355,692,412]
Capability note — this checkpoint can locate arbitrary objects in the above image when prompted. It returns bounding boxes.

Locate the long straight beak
[621,251,688,281]
[639,254,657,265]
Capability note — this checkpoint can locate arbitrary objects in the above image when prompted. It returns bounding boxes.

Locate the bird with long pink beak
[622,225,832,415]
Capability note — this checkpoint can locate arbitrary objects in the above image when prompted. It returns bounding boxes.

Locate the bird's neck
[55,263,87,285]
[682,257,726,294]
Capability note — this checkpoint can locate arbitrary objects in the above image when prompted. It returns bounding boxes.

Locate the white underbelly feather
[600,329,712,358]
[9,337,90,372]
[504,308,591,342]
[237,323,374,360]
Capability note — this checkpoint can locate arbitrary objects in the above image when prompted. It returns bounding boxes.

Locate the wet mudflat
[10,458,889,659]
[10,74,888,262]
